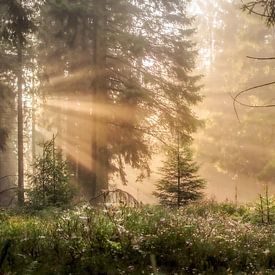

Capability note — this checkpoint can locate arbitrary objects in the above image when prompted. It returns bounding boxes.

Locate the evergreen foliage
[37,0,202,195]
[28,136,74,209]
[154,147,205,207]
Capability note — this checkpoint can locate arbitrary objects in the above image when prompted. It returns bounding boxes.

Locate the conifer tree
[0,0,37,205]
[154,147,205,207]
[28,136,74,209]
[38,0,202,198]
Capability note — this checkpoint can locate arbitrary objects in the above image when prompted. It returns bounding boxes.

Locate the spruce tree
[154,147,205,207]
[28,136,74,209]
[38,0,202,198]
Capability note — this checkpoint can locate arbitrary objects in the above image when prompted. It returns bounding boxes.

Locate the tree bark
[91,0,108,197]
[17,36,24,206]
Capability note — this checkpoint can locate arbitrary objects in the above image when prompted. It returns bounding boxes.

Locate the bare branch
[247,55,275,60]
[241,0,270,18]
[231,80,275,121]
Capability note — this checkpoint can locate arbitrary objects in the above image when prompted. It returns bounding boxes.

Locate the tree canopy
[37,0,202,197]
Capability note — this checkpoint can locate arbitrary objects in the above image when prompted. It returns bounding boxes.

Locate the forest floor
[0,201,274,274]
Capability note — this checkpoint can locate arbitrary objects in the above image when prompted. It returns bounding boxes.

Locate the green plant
[255,184,275,224]
[0,204,274,274]
[154,147,205,208]
[27,136,74,209]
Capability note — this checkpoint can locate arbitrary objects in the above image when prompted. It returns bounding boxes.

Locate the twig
[241,0,270,18]
[247,55,275,60]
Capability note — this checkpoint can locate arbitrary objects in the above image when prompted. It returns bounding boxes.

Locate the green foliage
[0,0,36,46]
[0,203,274,274]
[38,0,203,189]
[154,147,205,207]
[27,136,74,209]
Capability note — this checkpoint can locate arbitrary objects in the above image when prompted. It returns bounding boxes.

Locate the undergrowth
[0,201,274,274]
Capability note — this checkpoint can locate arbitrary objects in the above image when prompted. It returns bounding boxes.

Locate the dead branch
[89,188,141,207]
[247,56,275,60]
[231,81,275,122]
[241,0,270,18]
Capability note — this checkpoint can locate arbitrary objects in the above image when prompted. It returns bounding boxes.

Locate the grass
[0,201,274,274]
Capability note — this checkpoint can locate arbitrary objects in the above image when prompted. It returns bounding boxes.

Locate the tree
[0,0,37,206]
[154,146,205,208]
[37,0,202,198]
[28,136,74,209]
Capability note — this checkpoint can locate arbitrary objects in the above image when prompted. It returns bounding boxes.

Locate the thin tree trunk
[177,132,180,209]
[266,183,270,224]
[17,34,24,206]
[31,95,36,163]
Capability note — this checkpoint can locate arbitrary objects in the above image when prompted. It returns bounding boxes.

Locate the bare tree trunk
[17,35,24,206]
[31,95,36,163]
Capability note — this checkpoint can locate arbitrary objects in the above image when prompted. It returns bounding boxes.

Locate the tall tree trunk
[177,132,180,209]
[17,37,24,206]
[92,0,108,197]
[31,95,36,163]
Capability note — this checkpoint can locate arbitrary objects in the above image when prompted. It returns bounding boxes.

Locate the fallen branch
[89,188,141,207]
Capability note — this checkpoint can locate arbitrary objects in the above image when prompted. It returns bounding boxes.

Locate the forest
[0,0,274,274]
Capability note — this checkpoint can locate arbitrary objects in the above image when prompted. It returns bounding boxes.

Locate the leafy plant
[0,204,274,274]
